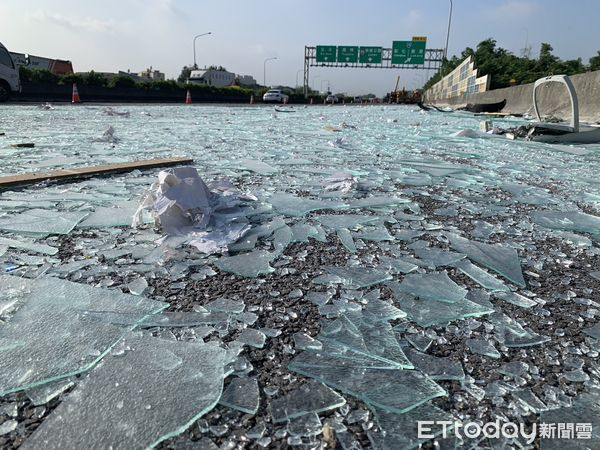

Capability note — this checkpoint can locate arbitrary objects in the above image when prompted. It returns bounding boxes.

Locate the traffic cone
[250,95,254,104]
[185,90,192,104]
[71,83,81,103]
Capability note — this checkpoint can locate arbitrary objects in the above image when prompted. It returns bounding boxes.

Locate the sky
[1,0,599,96]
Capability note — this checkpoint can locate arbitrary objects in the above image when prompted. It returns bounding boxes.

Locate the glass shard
[497,361,529,378]
[0,275,167,395]
[294,332,323,351]
[305,291,334,307]
[409,242,466,268]
[348,196,409,209]
[82,310,227,328]
[219,377,260,415]
[320,316,413,368]
[337,228,357,253]
[465,338,501,359]
[270,380,346,423]
[238,159,278,175]
[387,285,494,327]
[453,259,509,292]
[214,250,275,278]
[315,214,380,230]
[273,224,293,256]
[287,412,322,437]
[362,298,407,322]
[290,223,319,243]
[405,349,465,381]
[371,403,456,450]
[322,266,392,289]
[583,323,600,340]
[493,291,537,308]
[20,335,226,450]
[394,271,467,303]
[126,277,148,296]
[540,393,600,449]
[205,297,245,314]
[289,361,445,414]
[531,210,600,235]
[270,193,347,217]
[25,379,75,406]
[0,237,58,256]
[237,328,267,348]
[405,334,433,352]
[354,227,395,242]
[446,233,526,287]
[0,209,88,236]
[377,256,419,274]
[78,202,145,229]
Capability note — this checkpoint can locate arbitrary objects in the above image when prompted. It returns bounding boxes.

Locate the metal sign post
[303,38,442,98]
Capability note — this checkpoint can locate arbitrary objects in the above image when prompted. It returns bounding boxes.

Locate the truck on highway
[0,42,27,102]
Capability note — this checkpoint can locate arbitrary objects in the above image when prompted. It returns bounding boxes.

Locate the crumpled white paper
[323,172,358,193]
[133,166,256,254]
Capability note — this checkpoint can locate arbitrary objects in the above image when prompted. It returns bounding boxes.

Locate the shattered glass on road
[0,104,598,449]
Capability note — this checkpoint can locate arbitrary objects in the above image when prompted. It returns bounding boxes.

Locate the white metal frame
[533,75,579,132]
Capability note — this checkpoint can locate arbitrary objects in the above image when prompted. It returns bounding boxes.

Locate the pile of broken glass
[0,104,598,449]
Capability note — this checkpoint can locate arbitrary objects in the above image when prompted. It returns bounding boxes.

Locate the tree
[82,70,108,87]
[590,51,600,71]
[177,66,192,83]
[535,43,559,75]
[109,75,137,89]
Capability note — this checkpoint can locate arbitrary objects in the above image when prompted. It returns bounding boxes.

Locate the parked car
[0,42,25,102]
[326,94,338,104]
[263,89,289,103]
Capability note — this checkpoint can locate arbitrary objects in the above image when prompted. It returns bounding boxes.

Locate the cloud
[31,10,117,33]
[485,1,538,19]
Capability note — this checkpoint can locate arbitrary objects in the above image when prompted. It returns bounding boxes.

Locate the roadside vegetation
[424,38,600,91]
[18,66,364,103]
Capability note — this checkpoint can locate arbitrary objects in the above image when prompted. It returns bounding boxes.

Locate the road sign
[337,46,358,63]
[316,45,337,62]
[359,46,382,64]
[412,36,427,42]
[391,40,427,65]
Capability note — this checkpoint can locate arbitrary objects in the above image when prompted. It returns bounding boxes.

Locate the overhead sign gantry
[303,37,443,97]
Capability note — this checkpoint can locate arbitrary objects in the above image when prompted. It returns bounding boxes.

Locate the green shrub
[109,76,137,89]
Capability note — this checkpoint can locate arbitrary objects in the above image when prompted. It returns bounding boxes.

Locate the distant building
[189,68,235,87]
[138,67,165,82]
[10,52,73,75]
[237,74,257,87]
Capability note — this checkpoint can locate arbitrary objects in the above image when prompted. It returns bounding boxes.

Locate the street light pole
[296,69,303,87]
[263,57,278,87]
[444,0,453,60]
[193,32,212,69]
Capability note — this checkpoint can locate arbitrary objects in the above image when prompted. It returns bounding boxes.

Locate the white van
[0,42,24,102]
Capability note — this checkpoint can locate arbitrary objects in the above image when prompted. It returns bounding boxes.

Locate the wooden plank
[0,157,193,188]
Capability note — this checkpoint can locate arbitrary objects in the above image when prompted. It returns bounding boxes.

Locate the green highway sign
[316,45,337,62]
[359,46,382,64]
[391,40,427,65]
[337,46,358,63]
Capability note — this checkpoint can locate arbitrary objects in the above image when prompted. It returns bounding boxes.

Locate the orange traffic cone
[71,83,81,103]
[185,90,192,104]
[250,95,254,104]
